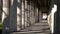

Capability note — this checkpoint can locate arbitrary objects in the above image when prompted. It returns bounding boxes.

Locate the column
[10,0,17,32]
[47,13,51,28]
[38,10,42,22]
[30,3,35,24]
[27,4,30,26]
[32,3,35,24]
[17,0,22,31]
[30,2,35,24]
[2,0,10,34]
[21,0,25,29]
[29,2,31,25]
[25,0,28,27]
[51,4,57,33]
[35,7,39,22]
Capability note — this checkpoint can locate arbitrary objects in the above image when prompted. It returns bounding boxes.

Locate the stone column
[17,0,21,31]
[27,4,30,26]
[9,0,17,32]
[25,0,28,27]
[29,2,32,24]
[21,0,25,29]
[2,0,10,34]
[30,3,35,24]
[35,7,39,23]
[33,3,35,24]
[47,13,51,28]
[51,4,57,33]
[39,10,42,22]
[37,8,39,22]
[29,2,35,24]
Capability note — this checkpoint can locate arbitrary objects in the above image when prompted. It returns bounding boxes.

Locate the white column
[47,13,51,28]
[17,0,21,31]
[22,0,25,29]
[2,0,9,34]
[25,0,28,27]
[51,4,57,33]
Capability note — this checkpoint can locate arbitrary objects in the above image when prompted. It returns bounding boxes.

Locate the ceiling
[36,0,49,13]
[28,0,50,13]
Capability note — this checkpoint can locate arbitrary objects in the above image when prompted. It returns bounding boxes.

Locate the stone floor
[11,20,51,34]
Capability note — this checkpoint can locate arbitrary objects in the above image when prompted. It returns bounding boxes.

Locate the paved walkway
[11,20,51,34]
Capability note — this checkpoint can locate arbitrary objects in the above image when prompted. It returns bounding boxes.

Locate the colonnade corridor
[0,0,57,34]
[11,20,51,34]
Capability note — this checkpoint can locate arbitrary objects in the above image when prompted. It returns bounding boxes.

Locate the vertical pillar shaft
[47,13,51,28]
[51,4,57,33]
[21,0,25,29]
[35,8,38,22]
[39,10,42,22]
[31,2,33,24]
[33,3,35,24]
[25,0,28,27]
[29,2,31,25]
[17,0,21,31]
[34,5,37,22]
[30,2,34,24]
[20,0,22,29]
[10,0,17,32]
[31,3,34,24]
[2,0,10,34]
[27,4,30,26]
[36,8,38,22]
[30,2,31,24]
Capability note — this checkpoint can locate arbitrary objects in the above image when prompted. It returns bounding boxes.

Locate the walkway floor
[11,20,51,34]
